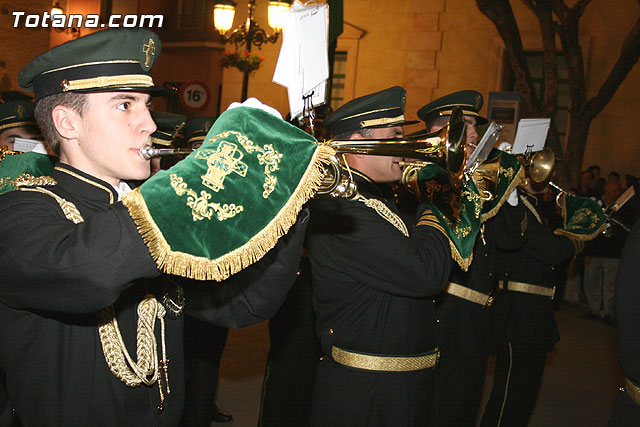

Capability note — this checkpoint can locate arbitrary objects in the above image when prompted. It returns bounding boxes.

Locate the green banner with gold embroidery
[122,107,333,281]
[473,148,524,221]
[0,150,56,194]
[554,193,607,240]
[413,164,482,271]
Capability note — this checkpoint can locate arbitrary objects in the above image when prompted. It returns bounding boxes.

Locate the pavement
[214,304,622,426]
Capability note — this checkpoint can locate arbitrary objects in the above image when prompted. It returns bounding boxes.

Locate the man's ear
[51,105,80,142]
[348,132,366,158]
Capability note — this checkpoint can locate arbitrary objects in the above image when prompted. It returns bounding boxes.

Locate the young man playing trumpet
[0,28,308,425]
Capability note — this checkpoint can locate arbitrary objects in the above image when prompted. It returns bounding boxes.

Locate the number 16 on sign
[179,80,210,112]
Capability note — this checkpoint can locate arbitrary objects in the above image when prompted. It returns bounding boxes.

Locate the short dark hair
[332,127,378,141]
[587,165,601,173]
[424,115,449,132]
[34,92,87,155]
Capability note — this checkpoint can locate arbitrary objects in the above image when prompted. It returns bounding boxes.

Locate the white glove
[226,97,283,120]
[507,188,519,206]
[498,141,512,152]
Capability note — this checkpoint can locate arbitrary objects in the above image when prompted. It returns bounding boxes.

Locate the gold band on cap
[359,114,405,128]
[61,75,154,92]
[438,109,479,117]
[0,121,36,132]
[151,136,172,146]
[188,136,206,143]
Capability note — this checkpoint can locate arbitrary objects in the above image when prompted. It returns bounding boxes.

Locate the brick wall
[0,1,51,95]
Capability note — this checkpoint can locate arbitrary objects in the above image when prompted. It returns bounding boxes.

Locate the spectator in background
[577,170,594,197]
[588,165,605,199]
[583,181,626,324]
[608,171,621,184]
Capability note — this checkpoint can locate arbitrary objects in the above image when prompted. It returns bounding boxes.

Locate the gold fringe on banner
[122,145,335,281]
[450,240,472,272]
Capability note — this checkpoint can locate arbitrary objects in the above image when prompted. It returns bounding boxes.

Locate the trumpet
[138,107,467,199]
[140,146,194,160]
[316,106,467,198]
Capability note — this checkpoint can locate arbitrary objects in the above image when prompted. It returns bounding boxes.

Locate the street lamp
[213,0,291,100]
[50,1,81,39]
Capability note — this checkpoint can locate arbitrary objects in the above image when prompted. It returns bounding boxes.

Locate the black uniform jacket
[616,221,640,387]
[493,192,575,351]
[0,163,307,426]
[308,171,451,359]
[436,204,525,357]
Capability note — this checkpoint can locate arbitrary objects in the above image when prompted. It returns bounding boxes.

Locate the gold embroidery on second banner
[170,174,243,222]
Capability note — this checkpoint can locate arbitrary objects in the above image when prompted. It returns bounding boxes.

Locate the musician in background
[610,221,640,425]
[583,180,629,324]
[0,99,40,151]
[417,91,525,426]
[307,86,452,426]
[481,165,583,426]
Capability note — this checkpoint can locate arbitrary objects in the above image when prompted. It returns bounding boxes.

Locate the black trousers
[480,342,547,427]
[435,351,488,427]
[180,316,228,427]
[259,258,321,427]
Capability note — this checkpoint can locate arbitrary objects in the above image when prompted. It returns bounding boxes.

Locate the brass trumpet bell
[528,147,555,183]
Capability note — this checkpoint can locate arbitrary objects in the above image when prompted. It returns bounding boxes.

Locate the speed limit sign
[179,80,210,112]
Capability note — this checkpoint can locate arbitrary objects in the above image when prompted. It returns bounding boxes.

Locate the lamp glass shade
[51,2,64,16]
[213,4,236,32]
[267,1,290,30]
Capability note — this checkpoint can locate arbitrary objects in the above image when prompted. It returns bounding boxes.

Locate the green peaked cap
[0,100,36,133]
[122,106,333,281]
[183,117,217,147]
[418,90,488,126]
[19,28,169,100]
[151,111,186,147]
[323,86,418,135]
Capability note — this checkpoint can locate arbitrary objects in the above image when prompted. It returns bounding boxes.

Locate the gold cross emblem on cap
[16,104,25,119]
[142,39,156,68]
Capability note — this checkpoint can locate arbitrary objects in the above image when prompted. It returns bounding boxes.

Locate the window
[179,0,206,28]
[520,52,570,141]
[329,51,347,111]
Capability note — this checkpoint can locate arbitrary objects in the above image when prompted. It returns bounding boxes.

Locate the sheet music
[273,1,329,119]
[512,118,551,154]
[13,137,49,154]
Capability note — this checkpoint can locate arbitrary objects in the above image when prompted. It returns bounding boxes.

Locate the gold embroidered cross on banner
[196,141,248,192]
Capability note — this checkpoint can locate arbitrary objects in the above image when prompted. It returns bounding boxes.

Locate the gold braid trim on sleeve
[520,195,542,224]
[20,187,84,224]
[353,194,409,237]
[20,184,172,405]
